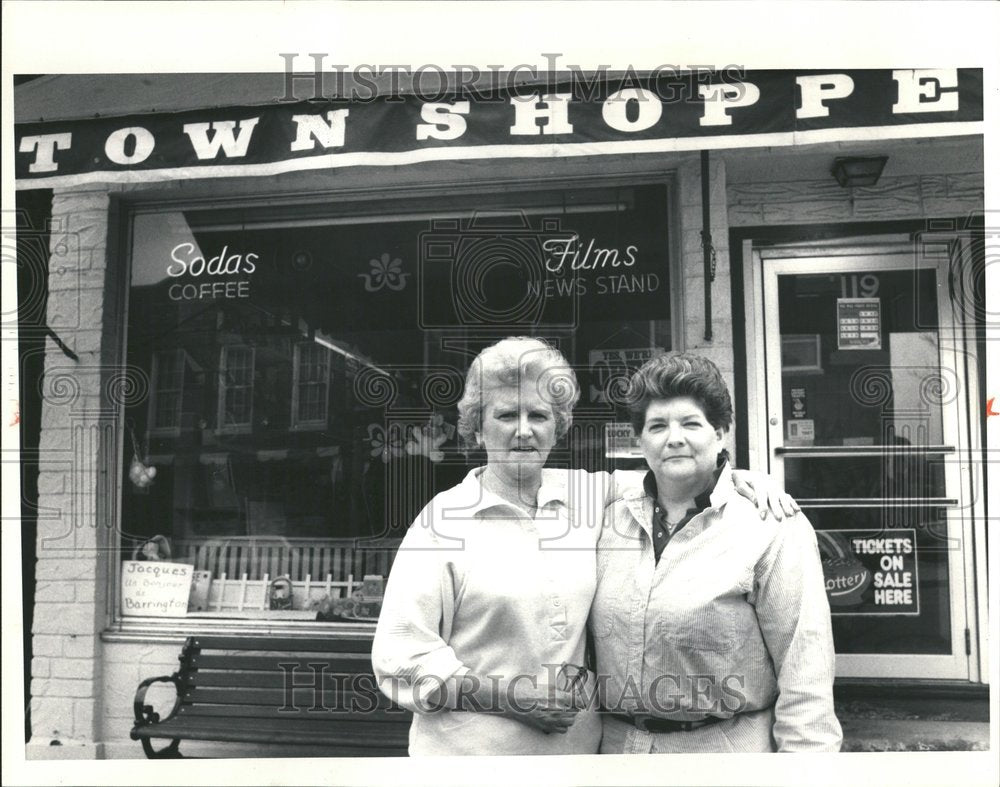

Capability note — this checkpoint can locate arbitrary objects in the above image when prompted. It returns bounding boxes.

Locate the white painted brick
[72,699,96,739]
[31,697,71,739]
[34,557,96,582]
[34,525,78,553]
[34,581,76,603]
[35,527,77,554]
[73,525,101,551]
[103,645,146,665]
[61,634,97,659]
[684,252,731,277]
[101,712,134,743]
[683,279,733,324]
[77,288,104,316]
[45,305,83,334]
[31,602,97,635]
[32,656,51,678]
[924,195,984,217]
[678,158,720,204]
[54,210,112,236]
[48,266,107,292]
[681,336,736,366]
[102,666,142,719]
[74,581,97,604]
[36,473,67,495]
[722,174,983,226]
[52,189,111,212]
[32,634,63,657]
[79,247,110,273]
[68,330,104,355]
[49,657,97,681]
[35,532,79,556]
[33,677,95,699]
[38,429,74,452]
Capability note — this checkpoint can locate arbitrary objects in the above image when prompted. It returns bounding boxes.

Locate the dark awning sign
[15,69,983,189]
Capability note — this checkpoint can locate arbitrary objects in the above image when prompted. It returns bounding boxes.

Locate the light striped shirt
[592,464,842,752]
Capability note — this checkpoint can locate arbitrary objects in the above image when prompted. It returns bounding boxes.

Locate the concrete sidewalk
[835,693,991,752]
[841,719,990,751]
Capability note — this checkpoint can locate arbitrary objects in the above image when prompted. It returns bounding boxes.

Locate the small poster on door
[816,529,920,616]
[790,387,807,419]
[787,418,815,443]
[837,298,882,350]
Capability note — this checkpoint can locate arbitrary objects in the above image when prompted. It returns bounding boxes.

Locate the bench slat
[177,703,409,721]
[188,671,380,689]
[143,714,410,737]
[188,655,373,673]
[136,719,409,748]
[182,686,397,710]
[188,636,374,654]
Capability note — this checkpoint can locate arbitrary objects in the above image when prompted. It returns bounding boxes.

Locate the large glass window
[119,184,672,622]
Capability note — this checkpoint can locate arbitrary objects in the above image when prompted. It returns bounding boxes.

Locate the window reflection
[119,185,673,619]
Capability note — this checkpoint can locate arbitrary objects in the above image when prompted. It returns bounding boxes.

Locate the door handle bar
[797,497,958,508]
[775,445,955,458]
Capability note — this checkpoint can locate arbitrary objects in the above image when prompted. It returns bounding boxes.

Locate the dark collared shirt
[643,451,728,563]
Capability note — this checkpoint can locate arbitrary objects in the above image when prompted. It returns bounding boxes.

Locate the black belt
[609,713,727,734]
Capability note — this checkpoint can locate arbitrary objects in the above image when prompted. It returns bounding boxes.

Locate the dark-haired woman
[592,353,842,753]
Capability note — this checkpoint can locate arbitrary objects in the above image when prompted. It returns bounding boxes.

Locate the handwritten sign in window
[121,560,194,617]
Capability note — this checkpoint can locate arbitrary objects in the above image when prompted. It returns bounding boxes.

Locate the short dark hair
[626,353,733,433]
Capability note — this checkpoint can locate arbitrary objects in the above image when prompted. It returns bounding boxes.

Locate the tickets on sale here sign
[816,529,919,615]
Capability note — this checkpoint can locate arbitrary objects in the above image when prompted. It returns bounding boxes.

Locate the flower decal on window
[404,413,455,463]
[367,423,406,463]
[359,253,410,292]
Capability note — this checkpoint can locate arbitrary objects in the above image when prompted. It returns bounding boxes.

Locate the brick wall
[676,155,736,454]
[727,172,984,226]
[29,187,116,756]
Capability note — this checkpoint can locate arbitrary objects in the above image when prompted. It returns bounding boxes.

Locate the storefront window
[118,184,672,622]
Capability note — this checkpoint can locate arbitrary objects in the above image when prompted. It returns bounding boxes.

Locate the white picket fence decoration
[205,573,359,611]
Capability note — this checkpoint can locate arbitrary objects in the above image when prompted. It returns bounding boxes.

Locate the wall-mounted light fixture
[831,156,889,188]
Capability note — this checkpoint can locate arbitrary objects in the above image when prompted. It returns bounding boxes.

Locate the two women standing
[372,337,841,755]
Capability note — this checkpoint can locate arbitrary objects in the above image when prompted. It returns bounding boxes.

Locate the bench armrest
[133,674,181,728]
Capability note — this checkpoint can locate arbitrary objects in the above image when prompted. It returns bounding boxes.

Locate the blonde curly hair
[456,336,580,449]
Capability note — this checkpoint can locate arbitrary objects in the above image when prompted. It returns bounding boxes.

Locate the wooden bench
[131,635,412,758]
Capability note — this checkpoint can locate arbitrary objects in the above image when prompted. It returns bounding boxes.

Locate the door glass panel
[777,269,943,447]
[783,454,948,500]
[774,263,956,656]
[805,506,952,654]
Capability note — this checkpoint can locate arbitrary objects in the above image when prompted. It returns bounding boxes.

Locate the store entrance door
[754,244,973,679]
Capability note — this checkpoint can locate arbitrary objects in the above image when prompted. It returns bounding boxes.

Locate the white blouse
[371,466,608,756]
